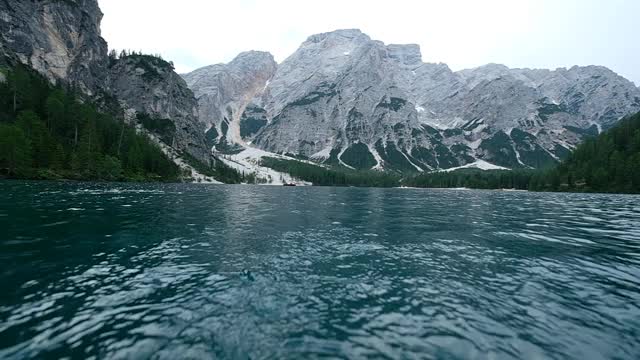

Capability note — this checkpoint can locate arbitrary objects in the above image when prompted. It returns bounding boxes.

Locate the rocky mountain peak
[387,44,423,66]
[181,29,640,172]
[304,29,370,45]
[229,51,275,68]
[182,51,277,149]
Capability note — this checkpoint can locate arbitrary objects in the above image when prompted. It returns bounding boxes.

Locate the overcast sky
[100,0,640,85]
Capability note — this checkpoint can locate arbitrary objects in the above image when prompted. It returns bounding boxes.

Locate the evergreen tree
[0,64,180,181]
[0,123,32,175]
[16,110,50,168]
[45,90,65,133]
[50,142,66,171]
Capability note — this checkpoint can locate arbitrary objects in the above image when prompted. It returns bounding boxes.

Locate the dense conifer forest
[0,63,186,181]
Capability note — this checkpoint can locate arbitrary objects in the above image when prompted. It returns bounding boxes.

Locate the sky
[100,0,640,85]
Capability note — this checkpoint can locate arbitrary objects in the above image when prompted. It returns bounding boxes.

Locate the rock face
[182,51,277,151]
[0,0,108,96]
[108,55,210,161]
[0,0,211,163]
[187,29,640,171]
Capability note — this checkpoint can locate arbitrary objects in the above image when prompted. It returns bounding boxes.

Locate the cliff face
[108,55,210,162]
[0,0,108,95]
[0,0,211,163]
[182,51,277,150]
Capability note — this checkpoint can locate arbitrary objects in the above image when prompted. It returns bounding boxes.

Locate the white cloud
[99,0,640,84]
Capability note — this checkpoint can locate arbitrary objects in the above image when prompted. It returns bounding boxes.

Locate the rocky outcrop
[185,29,640,171]
[108,55,210,162]
[182,51,277,151]
[0,0,212,164]
[0,0,108,96]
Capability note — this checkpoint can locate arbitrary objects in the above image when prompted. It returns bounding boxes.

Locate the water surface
[1,181,639,359]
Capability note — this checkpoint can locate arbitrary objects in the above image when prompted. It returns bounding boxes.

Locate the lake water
[0,181,639,359]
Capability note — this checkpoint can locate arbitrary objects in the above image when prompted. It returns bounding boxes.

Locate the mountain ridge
[183,28,640,172]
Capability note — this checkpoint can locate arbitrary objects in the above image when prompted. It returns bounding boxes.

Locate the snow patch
[337,147,356,170]
[415,106,425,113]
[469,138,483,150]
[473,124,487,133]
[399,150,424,172]
[135,124,222,184]
[511,142,528,167]
[368,144,384,170]
[221,147,312,186]
[423,117,466,130]
[442,160,509,172]
[592,122,603,134]
[311,147,333,160]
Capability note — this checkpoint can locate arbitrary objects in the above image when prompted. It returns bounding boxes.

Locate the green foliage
[478,131,520,168]
[240,109,267,139]
[340,143,377,170]
[205,126,219,149]
[111,50,175,81]
[136,112,176,144]
[0,63,180,182]
[403,169,537,190]
[289,83,337,106]
[260,157,401,187]
[376,97,407,112]
[375,141,419,172]
[0,123,32,176]
[180,153,244,184]
[510,129,557,169]
[537,101,568,121]
[551,111,640,193]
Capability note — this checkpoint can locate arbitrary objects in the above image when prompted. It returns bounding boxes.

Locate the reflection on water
[0,181,639,359]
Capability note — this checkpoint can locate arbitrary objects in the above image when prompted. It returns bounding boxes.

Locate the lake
[0,181,639,359]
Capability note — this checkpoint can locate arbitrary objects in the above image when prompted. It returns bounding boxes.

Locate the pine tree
[16,110,50,168]
[50,143,66,171]
[45,90,65,133]
[0,124,32,175]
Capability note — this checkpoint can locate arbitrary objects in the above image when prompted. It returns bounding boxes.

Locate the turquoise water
[0,181,639,359]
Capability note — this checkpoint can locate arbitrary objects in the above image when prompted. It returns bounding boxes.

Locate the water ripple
[0,181,639,359]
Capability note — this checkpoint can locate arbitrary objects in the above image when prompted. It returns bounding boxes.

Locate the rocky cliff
[0,0,211,164]
[0,0,108,96]
[182,51,277,151]
[108,54,210,161]
[186,29,640,171]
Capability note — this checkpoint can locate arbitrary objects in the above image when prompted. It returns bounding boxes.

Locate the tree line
[260,157,401,187]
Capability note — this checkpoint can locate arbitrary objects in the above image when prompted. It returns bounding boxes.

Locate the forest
[0,63,186,181]
[260,157,401,187]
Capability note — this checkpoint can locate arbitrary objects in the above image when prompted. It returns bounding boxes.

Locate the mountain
[108,53,209,162]
[0,0,211,165]
[3,2,639,180]
[185,29,640,172]
[182,51,277,152]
